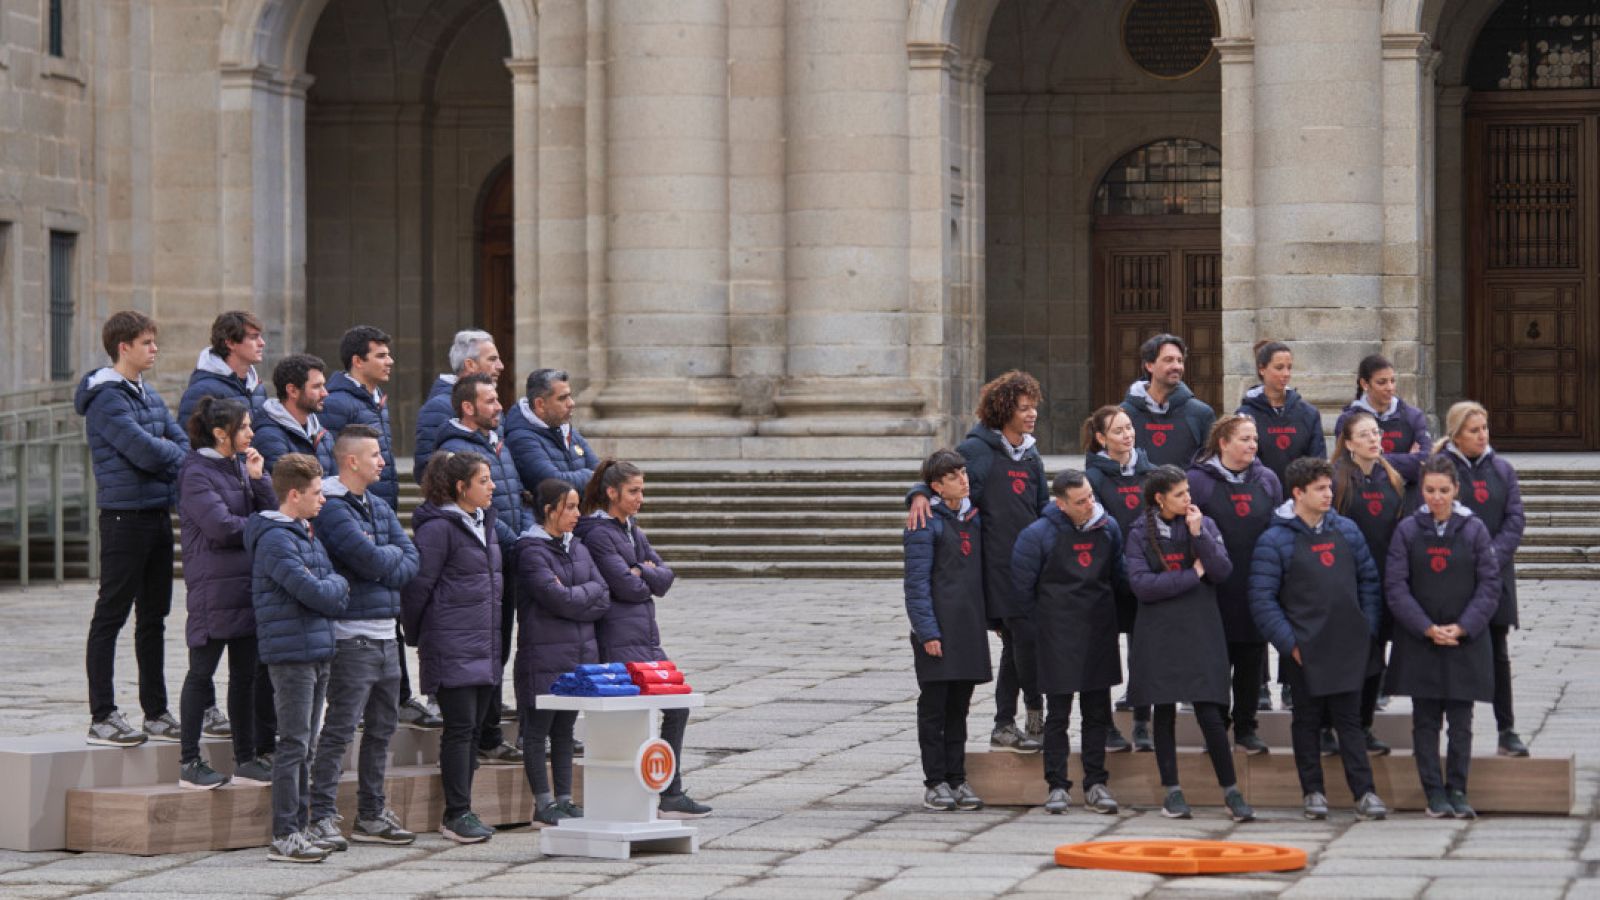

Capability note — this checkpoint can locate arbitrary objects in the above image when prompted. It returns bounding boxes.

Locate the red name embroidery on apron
[1146,423,1173,447]
[1427,546,1450,573]
[1119,486,1141,509]
[1230,493,1254,517]
[1073,542,1095,568]
[1382,429,1402,453]
[1267,426,1295,451]
[1008,469,1030,495]
[1163,552,1185,572]
[959,530,972,557]
[1362,490,1386,517]
[1311,541,1336,567]
[1472,480,1489,505]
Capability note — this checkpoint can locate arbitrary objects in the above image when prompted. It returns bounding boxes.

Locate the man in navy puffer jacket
[307,426,422,847]
[176,311,268,428]
[504,368,596,492]
[413,330,504,483]
[75,311,190,748]
[319,325,399,509]
[253,354,336,476]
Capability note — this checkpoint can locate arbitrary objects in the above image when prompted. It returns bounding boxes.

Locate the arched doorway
[1091,138,1223,411]
[1464,0,1600,448]
[476,161,515,402]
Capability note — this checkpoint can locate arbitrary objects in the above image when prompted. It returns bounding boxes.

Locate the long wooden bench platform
[967,748,1575,814]
[1111,708,1419,750]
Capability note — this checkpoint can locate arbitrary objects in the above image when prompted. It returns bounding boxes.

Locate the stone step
[669,561,903,579]
[965,749,1575,814]
[654,544,903,563]
[648,528,902,547]
[1519,529,1600,547]
[633,480,910,498]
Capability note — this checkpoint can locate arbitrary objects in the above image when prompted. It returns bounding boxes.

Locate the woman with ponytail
[1236,341,1325,486]
[1332,355,1431,486]
[576,459,711,819]
[1123,465,1252,822]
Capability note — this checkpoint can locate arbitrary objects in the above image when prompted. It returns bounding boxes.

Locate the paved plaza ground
[0,577,1595,898]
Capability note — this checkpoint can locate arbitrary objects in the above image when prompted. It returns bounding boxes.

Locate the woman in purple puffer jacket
[176,396,277,790]
[575,459,711,820]
[401,450,502,844]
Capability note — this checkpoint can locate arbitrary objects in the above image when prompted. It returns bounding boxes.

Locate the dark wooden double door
[1468,96,1600,449]
[1092,216,1223,412]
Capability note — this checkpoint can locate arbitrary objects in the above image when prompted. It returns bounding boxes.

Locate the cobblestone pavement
[0,577,1594,898]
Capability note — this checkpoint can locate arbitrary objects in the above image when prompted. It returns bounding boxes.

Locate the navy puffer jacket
[313,478,420,621]
[514,530,611,700]
[401,502,504,692]
[178,451,277,647]
[411,375,455,484]
[435,420,531,553]
[75,368,189,510]
[176,348,267,431]
[1247,503,1382,658]
[246,512,350,664]
[576,513,675,663]
[252,398,336,476]
[504,398,596,492]
[318,371,398,509]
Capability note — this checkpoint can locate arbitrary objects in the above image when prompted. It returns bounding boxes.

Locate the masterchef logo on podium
[636,738,677,793]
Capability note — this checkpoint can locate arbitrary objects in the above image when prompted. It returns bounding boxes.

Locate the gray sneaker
[442,811,493,843]
[1355,792,1389,821]
[535,801,574,827]
[555,799,584,818]
[1024,708,1045,742]
[267,830,328,863]
[1303,791,1330,820]
[1085,783,1119,815]
[397,697,443,731]
[477,740,524,765]
[658,792,713,819]
[951,782,983,810]
[231,757,273,787]
[1224,788,1255,823]
[178,759,229,791]
[1044,787,1070,815]
[307,816,348,852]
[1161,788,1192,819]
[142,712,181,743]
[990,724,1042,754]
[202,705,231,738]
[86,712,147,748]
[923,783,958,811]
[353,808,416,845]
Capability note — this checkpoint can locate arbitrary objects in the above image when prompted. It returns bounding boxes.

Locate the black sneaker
[142,711,181,743]
[1257,684,1273,711]
[1365,727,1392,756]
[267,831,329,863]
[658,792,713,819]
[1131,720,1154,752]
[178,759,229,791]
[1224,788,1255,823]
[555,799,583,818]
[231,757,273,787]
[202,706,231,739]
[1161,789,1192,819]
[1235,730,1269,755]
[1104,726,1132,753]
[86,712,147,748]
[1319,727,1338,757]
[352,808,416,845]
[442,811,493,843]
[535,801,575,826]
[1448,790,1477,819]
[1498,730,1529,758]
[397,697,443,731]
[1425,790,1453,818]
[478,741,524,765]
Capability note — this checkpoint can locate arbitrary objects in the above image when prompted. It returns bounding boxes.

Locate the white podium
[537,692,705,859]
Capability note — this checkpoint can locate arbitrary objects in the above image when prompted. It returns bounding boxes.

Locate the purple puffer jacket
[1384,505,1501,640]
[400,502,503,693]
[178,451,277,647]
[574,513,675,664]
[513,530,611,702]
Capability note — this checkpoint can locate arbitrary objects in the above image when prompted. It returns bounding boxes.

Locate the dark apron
[1034,522,1122,695]
[1459,459,1518,628]
[1092,468,1146,633]
[1343,469,1402,654]
[912,513,993,684]
[1377,411,1418,458]
[1384,523,1495,702]
[1254,414,1314,486]
[1127,404,1200,470]
[1278,526,1371,697]
[1128,526,1230,707]
[980,451,1040,620]
[1200,475,1274,642]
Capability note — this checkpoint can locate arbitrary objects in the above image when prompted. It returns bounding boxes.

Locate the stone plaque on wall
[1122,0,1217,79]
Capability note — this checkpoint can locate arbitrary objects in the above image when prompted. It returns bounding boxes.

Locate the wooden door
[1092,216,1223,411]
[1467,101,1600,449]
[477,164,516,402]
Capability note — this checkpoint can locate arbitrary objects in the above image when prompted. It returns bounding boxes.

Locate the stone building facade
[2,0,1596,455]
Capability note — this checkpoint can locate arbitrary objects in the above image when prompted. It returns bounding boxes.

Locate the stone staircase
[8,459,1600,582]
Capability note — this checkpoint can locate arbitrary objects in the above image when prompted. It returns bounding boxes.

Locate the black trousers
[660,706,692,797]
[478,577,517,751]
[254,659,276,757]
[1154,701,1236,789]
[1412,698,1473,794]
[86,509,172,721]
[520,700,578,800]
[1226,641,1265,736]
[1281,658,1374,799]
[1491,625,1514,732]
[916,680,976,788]
[179,636,258,766]
[436,684,493,821]
[1042,689,1112,791]
[994,617,1041,727]
[1360,640,1388,729]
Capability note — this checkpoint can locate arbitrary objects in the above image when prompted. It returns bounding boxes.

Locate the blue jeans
[310,637,401,822]
[269,661,330,839]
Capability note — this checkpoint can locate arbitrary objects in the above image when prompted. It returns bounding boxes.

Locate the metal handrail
[1,435,96,587]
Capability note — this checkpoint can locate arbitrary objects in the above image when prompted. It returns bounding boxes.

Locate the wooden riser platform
[967,749,1574,814]
[66,761,571,855]
[1112,708,1416,750]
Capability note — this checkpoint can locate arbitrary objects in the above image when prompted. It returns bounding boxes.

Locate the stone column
[506,58,540,383]
[1216,37,1258,409]
[1250,0,1385,413]
[587,0,749,440]
[763,0,929,446]
[1435,82,1469,409]
[1381,33,1433,417]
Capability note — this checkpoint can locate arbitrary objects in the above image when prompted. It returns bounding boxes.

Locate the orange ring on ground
[1055,839,1308,875]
